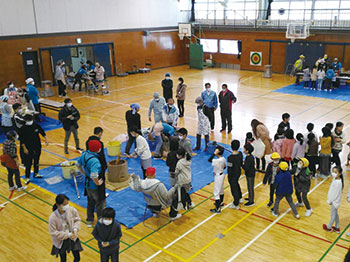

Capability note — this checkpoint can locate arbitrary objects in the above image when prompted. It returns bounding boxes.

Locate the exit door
[22,51,41,85]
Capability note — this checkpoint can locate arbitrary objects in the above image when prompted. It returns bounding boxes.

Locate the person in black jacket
[218,84,237,134]
[161,73,173,102]
[243,143,255,207]
[263,152,281,208]
[166,137,179,186]
[86,127,107,202]
[92,207,122,262]
[227,140,243,209]
[125,103,141,155]
[20,114,48,185]
[58,98,82,154]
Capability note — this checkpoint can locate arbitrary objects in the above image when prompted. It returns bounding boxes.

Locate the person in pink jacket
[49,194,82,262]
[251,119,272,172]
[282,129,296,167]
[272,128,285,155]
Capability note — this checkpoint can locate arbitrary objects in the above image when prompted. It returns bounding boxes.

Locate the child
[227,140,243,210]
[281,129,296,167]
[305,133,319,178]
[305,122,318,143]
[319,127,332,178]
[209,146,226,213]
[346,141,350,167]
[291,133,306,161]
[272,128,284,155]
[178,128,193,156]
[243,143,256,207]
[2,130,26,191]
[272,162,300,219]
[278,113,290,134]
[245,132,255,145]
[332,121,345,167]
[323,166,343,233]
[166,138,179,186]
[263,152,281,208]
[325,66,335,91]
[92,207,122,262]
[310,66,317,90]
[302,66,310,88]
[317,69,325,90]
[292,158,313,217]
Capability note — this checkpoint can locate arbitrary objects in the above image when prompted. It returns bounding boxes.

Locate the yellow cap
[271,152,280,159]
[324,54,328,58]
[300,54,305,58]
[279,161,289,171]
[300,158,309,168]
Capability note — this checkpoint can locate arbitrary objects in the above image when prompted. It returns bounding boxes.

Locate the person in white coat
[323,166,343,233]
[162,98,179,127]
[193,97,211,152]
[148,92,166,123]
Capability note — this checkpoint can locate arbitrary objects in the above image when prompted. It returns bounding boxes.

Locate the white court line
[227,176,329,261]
[143,181,263,262]
[239,73,261,84]
[0,188,36,207]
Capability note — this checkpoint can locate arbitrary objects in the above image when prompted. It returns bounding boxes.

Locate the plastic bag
[252,139,266,158]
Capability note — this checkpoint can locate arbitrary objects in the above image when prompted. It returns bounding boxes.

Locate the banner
[250,52,262,66]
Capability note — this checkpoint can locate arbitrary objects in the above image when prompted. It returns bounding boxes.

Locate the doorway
[22,51,41,85]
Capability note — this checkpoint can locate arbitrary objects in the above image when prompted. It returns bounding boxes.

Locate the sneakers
[239,198,244,204]
[105,193,109,198]
[189,202,195,208]
[87,221,94,228]
[332,226,340,234]
[323,224,333,232]
[17,186,27,191]
[9,186,18,191]
[64,150,69,154]
[170,214,182,221]
[244,198,249,201]
[34,173,43,178]
[24,178,31,185]
[244,202,255,207]
[210,208,221,214]
[213,202,224,208]
[305,209,313,217]
[295,214,300,219]
[271,210,278,217]
[228,203,240,210]
[267,202,273,208]
[295,202,304,207]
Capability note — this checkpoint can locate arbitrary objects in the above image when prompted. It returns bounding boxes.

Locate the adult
[94,62,105,90]
[332,58,342,88]
[193,97,211,151]
[20,114,48,184]
[148,92,166,123]
[178,128,192,155]
[59,98,82,154]
[12,103,26,132]
[175,77,186,118]
[4,82,20,105]
[73,65,88,92]
[17,87,35,112]
[55,60,67,97]
[125,103,141,155]
[151,122,175,158]
[85,127,107,202]
[77,140,105,227]
[1,96,13,134]
[49,194,82,262]
[161,73,173,102]
[294,54,305,84]
[218,84,237,134]
[162,98,179,127]
[201,83,218,130]
[86,60,95,78]
[251,119,272,171]
[25,78,40,121]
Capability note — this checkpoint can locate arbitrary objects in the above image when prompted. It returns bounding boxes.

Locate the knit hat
[1,95,8,102]
[279,162,289,171]
[271,152,281,160]
[300,158,309,168]
[88,140,101,152]
[25,78,34,85]
[153,92,159,98]
[165,72,170,77]
[195,97,203,104]
[145,167,156,177]
[130,103,140,115]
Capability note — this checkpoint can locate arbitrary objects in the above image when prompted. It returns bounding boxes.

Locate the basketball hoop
[178,33,184,40]
[286,23,309,43]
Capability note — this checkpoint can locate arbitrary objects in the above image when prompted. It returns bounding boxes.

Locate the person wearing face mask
[175,77,186,118]
[263,152,281,208]
[59,98,82,154]
[193,97,210,151]
[94,62,105,91]
[12,103,26,132]
[218,84,237,134]
[291,158,312,217]
[0,95,13,134]
[55,60,67,98]
[4,81,20,105]
[162,98,179,127]
[17,87,35,111]
[25,77,41,121]
[19,114,48,184]
[77,140,105,227]
[125,103,141,155]
[92,207,122,262]
[148,92,166,123]
[49,194,82,262]
[178,128,193,156]
[2,130,26,191]
[161,72,173,102]
[201,83,218,130]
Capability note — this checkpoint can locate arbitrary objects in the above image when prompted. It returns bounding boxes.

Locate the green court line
[0,192,100,254]
[340,238,350,243]
[200,188,213,194]
[318,223,350,261]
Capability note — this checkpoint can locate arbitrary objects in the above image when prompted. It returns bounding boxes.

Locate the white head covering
[25,78,34,85]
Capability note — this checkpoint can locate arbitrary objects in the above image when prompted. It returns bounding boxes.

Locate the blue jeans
[154,135,163,155]
[317,79,323,90]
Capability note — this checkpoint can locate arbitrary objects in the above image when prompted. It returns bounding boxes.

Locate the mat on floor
[27,136,233,228]
[0,115,62,143]
[273,83,350,101]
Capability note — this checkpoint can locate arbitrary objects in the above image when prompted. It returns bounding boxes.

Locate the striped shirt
[3,139,17,159]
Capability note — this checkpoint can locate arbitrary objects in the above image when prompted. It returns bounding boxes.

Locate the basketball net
[178,33,187,40]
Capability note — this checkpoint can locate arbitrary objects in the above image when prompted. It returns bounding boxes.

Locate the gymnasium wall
[0,0,190,36]
[200,30,350,73]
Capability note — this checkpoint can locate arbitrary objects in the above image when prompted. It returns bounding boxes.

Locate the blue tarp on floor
[27,136,232,228]
[274,83,350,101]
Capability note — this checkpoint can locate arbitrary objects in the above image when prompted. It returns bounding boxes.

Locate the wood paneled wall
[0,30,189,86]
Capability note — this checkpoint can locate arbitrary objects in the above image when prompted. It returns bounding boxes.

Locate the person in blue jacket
[148,92,166,123]
[201,83,218,130]
[272,161,300,219]
[325,66,335,91]
[25,78,40,121]
[73,65,88,91]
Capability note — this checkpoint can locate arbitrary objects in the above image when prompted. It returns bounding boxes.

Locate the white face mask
[32,82,35,85]
[155,98,159,102]
[103,219,113,226]
[61,204,69,211]
[178,135,183,140]
[9,84,14,88]
[273,160,279,164]
[168,104,173,108]
[206,88,211,92]
[26,120,33,126]
[165,77,170,80]
[297,163,303,169]
[67,103,73,107]
[331,172,337,178]
[15,135,19,140]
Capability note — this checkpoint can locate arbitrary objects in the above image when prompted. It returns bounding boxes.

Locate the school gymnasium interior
[1,0,350,261]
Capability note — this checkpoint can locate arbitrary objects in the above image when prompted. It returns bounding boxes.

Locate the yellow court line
[186,199,269,262]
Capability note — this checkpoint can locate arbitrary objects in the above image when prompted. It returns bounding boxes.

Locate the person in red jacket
[218,84,237,134]
[281,129,296,168]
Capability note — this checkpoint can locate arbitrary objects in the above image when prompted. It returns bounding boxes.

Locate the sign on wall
[250,52,262,66]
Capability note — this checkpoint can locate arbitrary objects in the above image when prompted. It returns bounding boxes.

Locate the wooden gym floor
[0,65,350,262]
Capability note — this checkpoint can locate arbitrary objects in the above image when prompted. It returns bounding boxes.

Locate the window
[200,39,218,53]
[219,40,239,54]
